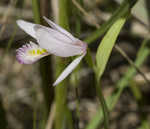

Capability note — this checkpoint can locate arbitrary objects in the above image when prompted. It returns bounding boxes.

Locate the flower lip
[16,42,49,64]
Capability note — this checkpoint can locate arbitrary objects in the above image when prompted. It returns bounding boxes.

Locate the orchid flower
[16,17,87,86]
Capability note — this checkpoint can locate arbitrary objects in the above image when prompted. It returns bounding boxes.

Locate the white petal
[17,20,37,39]
[16,41,50,64]
[53,54,85,86]
[43,16,76,42]
[34,24,73,43]
[35,26,84,57]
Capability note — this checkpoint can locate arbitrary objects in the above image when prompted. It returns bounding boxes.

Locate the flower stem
[55,0,71,129]
[95,77,109,129]
[32,0,54,125]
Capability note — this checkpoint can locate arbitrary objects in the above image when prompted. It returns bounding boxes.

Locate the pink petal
[35,25,85,57]
[53,54,85,86]
[17,20,37,39]
[16,41,50,64]
[43,16,76,42]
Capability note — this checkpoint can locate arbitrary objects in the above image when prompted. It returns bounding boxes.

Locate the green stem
[32,0,40,24]
[32,0,54,127]
[55,1,71,129]
[95,78,109,129]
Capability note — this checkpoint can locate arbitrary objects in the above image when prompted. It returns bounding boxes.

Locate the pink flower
[16,17,87,86]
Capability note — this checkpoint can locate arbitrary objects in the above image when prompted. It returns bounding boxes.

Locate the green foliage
[95,14,128,80]
[85,39,150,129]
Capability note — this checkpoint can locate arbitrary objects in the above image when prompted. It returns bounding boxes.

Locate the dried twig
[45,103,56,129]
[115,45,150,84]
[0,4,13,39]
[0,6,33,21]
[72,0,100,28]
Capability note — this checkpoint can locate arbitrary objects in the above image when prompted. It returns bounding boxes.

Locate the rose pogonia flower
[16,17,87,86]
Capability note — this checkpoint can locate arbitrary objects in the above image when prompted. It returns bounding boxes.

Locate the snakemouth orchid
[16,17,87,86]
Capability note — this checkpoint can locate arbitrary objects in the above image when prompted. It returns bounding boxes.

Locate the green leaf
[96,14,128,80]
[85,39,150,129]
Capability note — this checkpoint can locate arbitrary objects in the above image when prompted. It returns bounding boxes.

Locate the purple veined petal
[17,20,37,39]
[43,16,77,42]
[53,53,86,86]
[35,26,87,57]
[16,41,50,64]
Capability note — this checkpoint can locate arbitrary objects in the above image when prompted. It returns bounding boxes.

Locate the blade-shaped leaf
[85,39,150,129]
[96,14,128,80]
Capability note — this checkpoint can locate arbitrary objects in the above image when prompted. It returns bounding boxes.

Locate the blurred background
[0,0,150,129]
